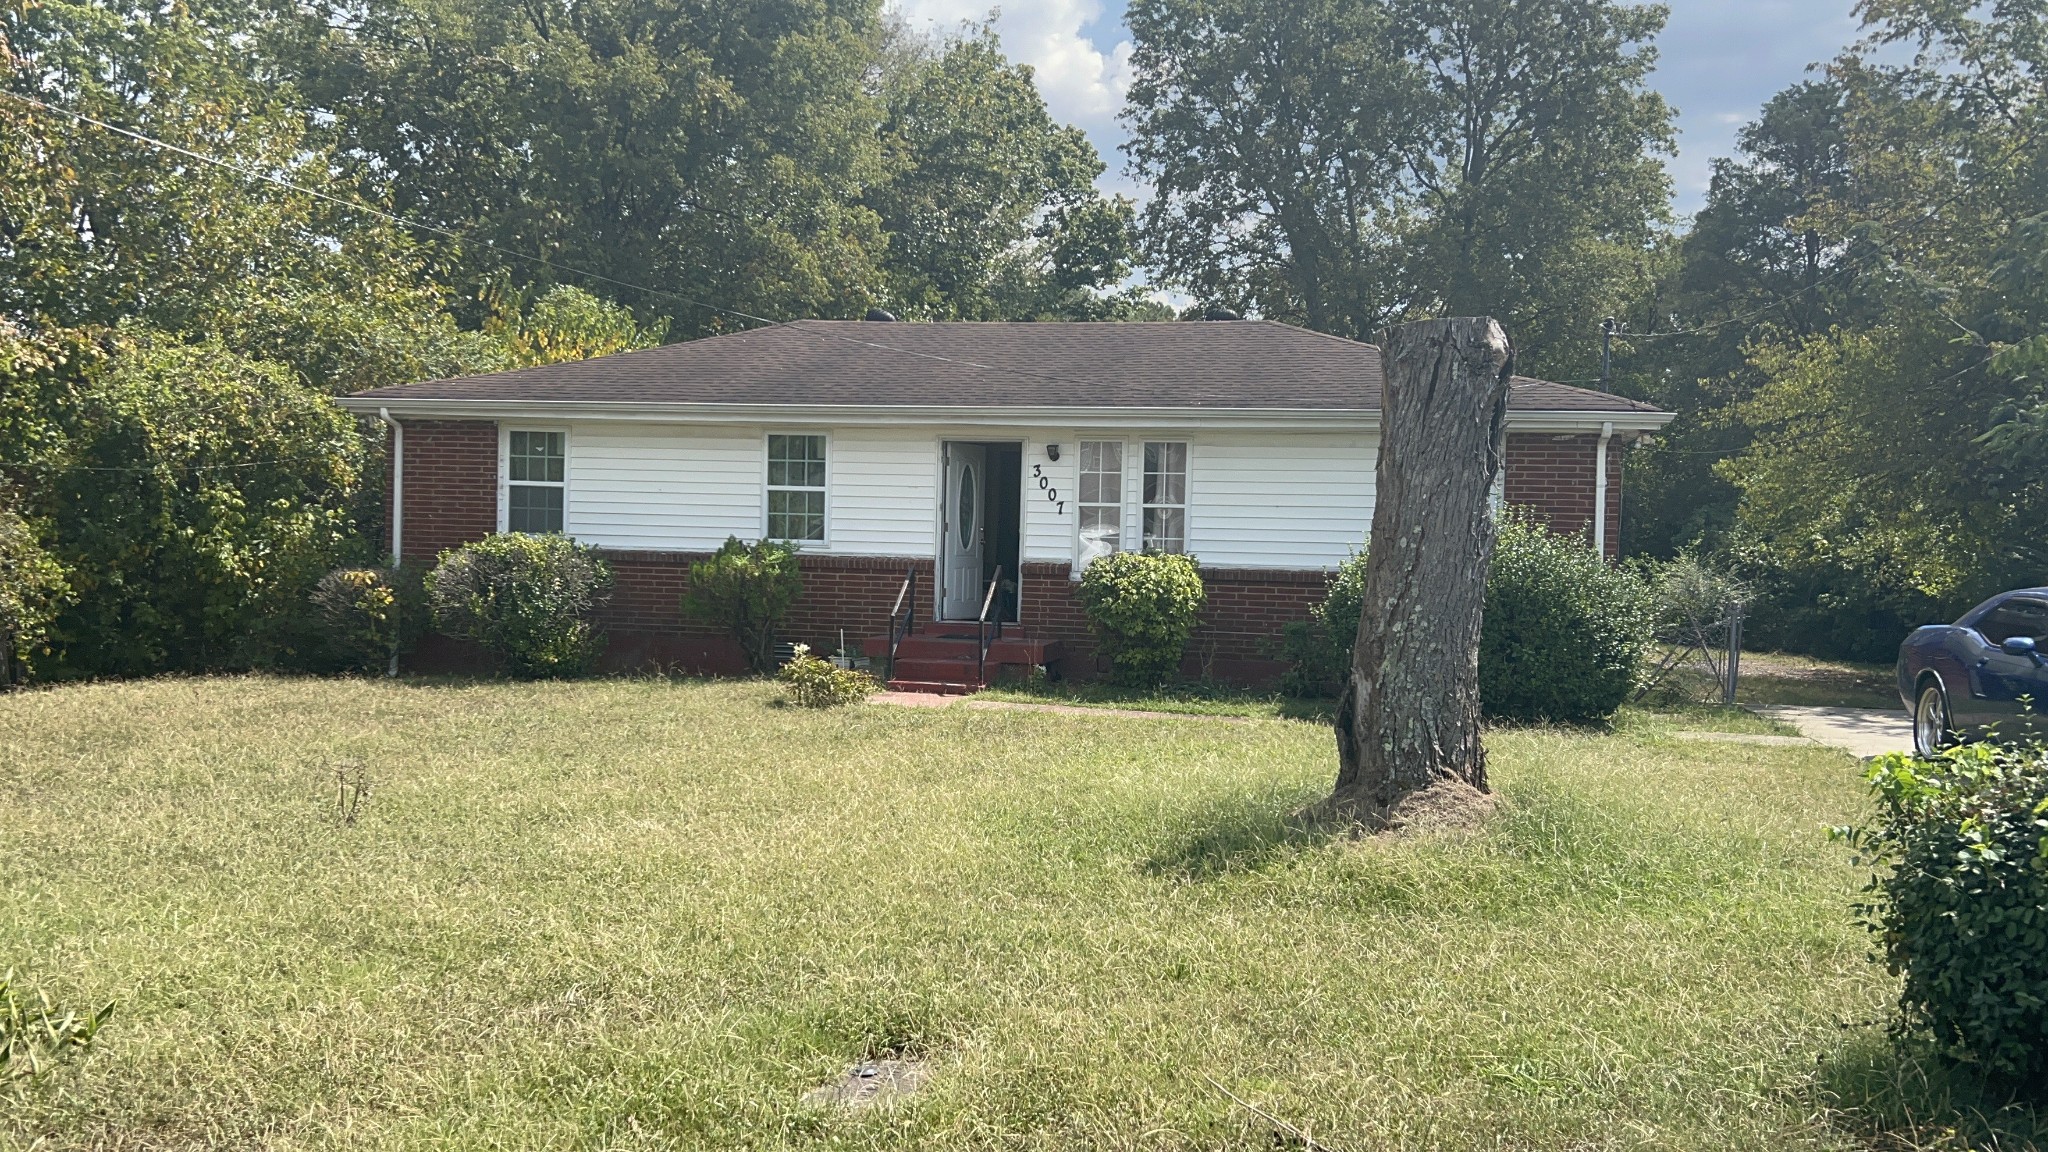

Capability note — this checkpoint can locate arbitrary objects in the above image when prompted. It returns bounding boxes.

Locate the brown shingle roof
[346,319,1666,414]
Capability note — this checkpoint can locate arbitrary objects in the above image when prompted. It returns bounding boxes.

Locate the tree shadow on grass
[1140,790,1349,880]
[1818,1030,2045,1150]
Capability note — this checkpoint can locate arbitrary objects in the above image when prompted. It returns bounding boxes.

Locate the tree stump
[1325,317,1513,828]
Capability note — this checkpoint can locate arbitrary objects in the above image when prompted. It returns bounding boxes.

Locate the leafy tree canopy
[1621,0,2048,657]
[1122,0,1674,375]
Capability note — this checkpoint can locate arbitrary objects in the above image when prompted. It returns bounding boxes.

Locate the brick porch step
[863,623,1063,693]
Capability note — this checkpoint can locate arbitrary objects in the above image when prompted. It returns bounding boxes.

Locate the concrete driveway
[1757,705,1913,758]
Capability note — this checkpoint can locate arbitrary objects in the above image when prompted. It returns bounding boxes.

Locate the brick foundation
[1504,432,1623,559]
[595,551,937,675]
[589,553,1329,684]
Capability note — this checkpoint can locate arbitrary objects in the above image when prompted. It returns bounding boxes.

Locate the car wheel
[1914,680,1953,758]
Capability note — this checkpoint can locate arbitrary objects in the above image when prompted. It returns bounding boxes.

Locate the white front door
[941,443,986,619]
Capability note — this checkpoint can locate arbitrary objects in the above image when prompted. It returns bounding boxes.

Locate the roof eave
[334,396,1672,432]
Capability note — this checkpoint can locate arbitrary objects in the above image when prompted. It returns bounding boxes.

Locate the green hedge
[1479,514,1653,724]
[1076,552,1206,687]
[1285,515,1652,724]
[312,566,425,675]
[425,534,613,677]
[0,507,68,687]
[1843,744,2048,1083]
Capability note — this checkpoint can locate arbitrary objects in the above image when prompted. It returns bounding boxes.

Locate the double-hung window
[506,430,566,534]
[1142,441,1188,553]
[766,433,827,542]
[1076,440,1124,567]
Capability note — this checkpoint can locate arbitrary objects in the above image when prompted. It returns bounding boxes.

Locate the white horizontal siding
[566,423,759,551]
[1186,434,1375,570]
[829,430,937,556]
[1022,436,1075,563]
[556,422,1371,569]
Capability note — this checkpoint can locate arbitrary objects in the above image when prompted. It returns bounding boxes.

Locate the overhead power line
[3,90,1158,397]
[0,89,787,333]
[8,91,1679,402]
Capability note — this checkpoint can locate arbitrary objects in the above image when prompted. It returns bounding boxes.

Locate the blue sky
[892,0,1876,219]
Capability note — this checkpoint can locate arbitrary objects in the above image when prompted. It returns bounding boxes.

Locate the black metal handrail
[976,566,1003,685]
[886,568,918,681]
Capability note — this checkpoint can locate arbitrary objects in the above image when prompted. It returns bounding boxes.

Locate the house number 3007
[1031,464,1066,514]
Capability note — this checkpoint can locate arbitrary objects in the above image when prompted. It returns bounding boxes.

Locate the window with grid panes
[1141,441,1187,553]
[1076,440,1123,568]
[507,430,566,533]
[766,434,827,541]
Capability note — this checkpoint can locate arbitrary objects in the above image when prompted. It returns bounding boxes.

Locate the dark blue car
[1897,588,2048,757]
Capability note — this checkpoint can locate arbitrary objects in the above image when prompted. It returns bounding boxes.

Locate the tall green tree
[1122,0,1673,374]
[1622,80,1872,558]
[1634,0,2048,657]
[1,0,487,393]
[867,24,1148,321]
[262,0,891,336]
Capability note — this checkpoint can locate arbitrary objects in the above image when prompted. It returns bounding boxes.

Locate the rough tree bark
[1327,316,1513,824]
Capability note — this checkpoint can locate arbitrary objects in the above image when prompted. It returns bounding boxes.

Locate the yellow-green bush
[778,644,877,707]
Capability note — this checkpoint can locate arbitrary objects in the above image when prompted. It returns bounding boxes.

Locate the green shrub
[1279,550,1366,698]
[779,644,878,708]
[1075,552,1206,688]
[425,534,613,677]
[1840,743,2048,1084]
[1480,514,1653,723]
[1283,516,1651,723]
[0,508,68,687]
[682,537,804,675]
[311,566,424,675]
[32,333,367,677]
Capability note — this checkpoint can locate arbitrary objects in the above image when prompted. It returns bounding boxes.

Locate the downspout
[379,407,404,679]
[379,407,404,566]
[1592,420,1613,560]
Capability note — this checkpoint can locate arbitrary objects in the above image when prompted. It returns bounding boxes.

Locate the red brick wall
[392,420,498,567]
[596,551,935,674]
[1019,560,1326,683]
[1503,432,1623,559]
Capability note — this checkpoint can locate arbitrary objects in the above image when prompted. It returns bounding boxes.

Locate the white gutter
[1593,420,1614,559]
[379,407,403,567]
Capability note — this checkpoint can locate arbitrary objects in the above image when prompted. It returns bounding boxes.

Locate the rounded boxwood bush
[1845,744,2048,1084]
[1479,513,1652,723]
[1075,552,1206,687]
[425,533,614,677]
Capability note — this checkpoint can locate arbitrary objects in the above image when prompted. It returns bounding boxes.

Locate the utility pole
[1600,317,1616,391]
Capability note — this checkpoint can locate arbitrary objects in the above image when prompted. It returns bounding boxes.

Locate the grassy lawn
[0,676,2031,1148]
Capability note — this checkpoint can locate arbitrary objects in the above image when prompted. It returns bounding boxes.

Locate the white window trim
[761,430,831,545]
[498,424,571,535]
[1140,439,1190,555]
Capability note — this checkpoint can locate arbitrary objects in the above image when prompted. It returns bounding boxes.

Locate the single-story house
[338,318,1673,687]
